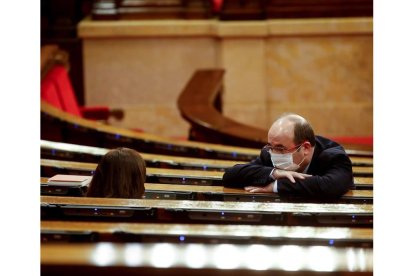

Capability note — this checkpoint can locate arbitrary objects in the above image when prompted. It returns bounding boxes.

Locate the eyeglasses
[264,143,303,154]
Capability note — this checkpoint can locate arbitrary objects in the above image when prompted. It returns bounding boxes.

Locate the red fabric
[212,0,223,12]
[80,106,110,120]
[42,64,115,121]
[47,65,82,117]
[331,136,373,146]
[41,77,63,109]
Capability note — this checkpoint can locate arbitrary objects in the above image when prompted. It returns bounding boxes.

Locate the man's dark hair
[282,113,316,146]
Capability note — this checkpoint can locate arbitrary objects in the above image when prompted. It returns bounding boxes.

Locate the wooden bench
[40,159,373,190]
[41,196,373,227]
[41,139,374,169]
[41,220,372,247]
[41,242,373,275]
[40,177,373,204]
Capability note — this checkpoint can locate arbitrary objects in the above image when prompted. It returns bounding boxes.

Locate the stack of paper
[47,174,92,187]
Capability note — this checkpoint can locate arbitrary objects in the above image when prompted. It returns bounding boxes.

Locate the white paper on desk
[47,174,92,187]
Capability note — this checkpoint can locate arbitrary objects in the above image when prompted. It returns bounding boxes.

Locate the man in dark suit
[222,113,354,199]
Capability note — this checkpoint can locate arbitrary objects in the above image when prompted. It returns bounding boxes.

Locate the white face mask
[269,145,305,171]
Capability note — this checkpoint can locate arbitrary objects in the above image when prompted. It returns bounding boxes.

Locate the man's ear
[303,141,312,152]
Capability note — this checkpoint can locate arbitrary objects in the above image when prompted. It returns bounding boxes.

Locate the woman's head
[86,147,146,198]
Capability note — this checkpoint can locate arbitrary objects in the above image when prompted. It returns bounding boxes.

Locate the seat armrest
[80,106,110,120]
[81,106,125,121]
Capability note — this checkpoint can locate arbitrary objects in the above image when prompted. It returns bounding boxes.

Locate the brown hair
[86,147,146,198]
[280,113,316,146]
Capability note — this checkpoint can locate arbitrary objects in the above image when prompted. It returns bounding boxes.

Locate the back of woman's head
[86,147,146,198]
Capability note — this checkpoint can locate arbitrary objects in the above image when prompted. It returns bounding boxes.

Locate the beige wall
[79,17,372,139]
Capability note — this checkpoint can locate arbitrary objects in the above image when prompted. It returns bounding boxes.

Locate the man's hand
[244,170,313,194]
[245,183,274,193]
[272,169,312,183]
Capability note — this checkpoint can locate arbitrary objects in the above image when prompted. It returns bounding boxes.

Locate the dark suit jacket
[222,136,355,199]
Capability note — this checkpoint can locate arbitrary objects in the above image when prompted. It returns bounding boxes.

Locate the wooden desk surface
[41,196,373,214]
[41,139,373,167]
[41,242,373,274]
[41,220,373,240]
[41,159,373,186]
[40,177,372,201]
[145,183,373,198]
